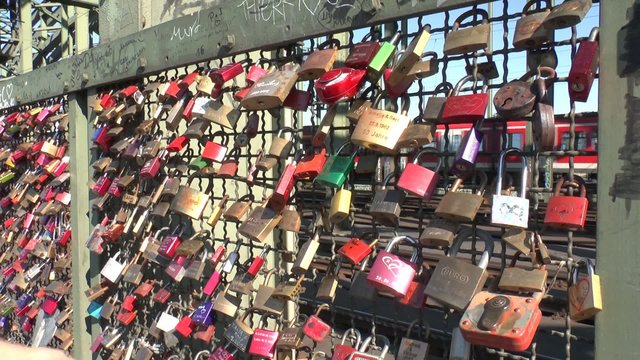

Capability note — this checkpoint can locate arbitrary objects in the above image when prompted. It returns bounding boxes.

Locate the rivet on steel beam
[363,0,383,13]
[82,73,89,83]
[15,95,21,103]
[139,57,147,69]
[63,81,70,91]
[225,34,236,49]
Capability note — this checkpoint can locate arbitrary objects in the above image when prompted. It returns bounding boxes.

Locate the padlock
[156,303,181,333]
[396,115,436,150]
[184,246,210,280]
[543,0,592,30]
[435,171,487,223]
[246,60,269,85]
[491,148,530,229]
[278,202,302,233]
[514,0,553,49]
[444,9,490,55]
[183,118,211,139]
[419,218,460,247]
[209,343,238,360]
[192,300,215,327]
[493,71,538,119]
[269,150,302,211]
[201,131,229,163]
[100,250,127,283]
[423,82,454,122]
[158,225,185,259]
[370,173,405,227]
[544,176,589,231]
[303,304,332,342]
[277,314,308,350]
[197,98,241,129]
[298,39,341,80]
[224,308,256,351]
[210,59,251,85]
[349,334,391,360]
[218,149,241,178]
[452,124,485,179]
[175,230,209,257]
[253,269,286,315]
[568,27,599,102]
[283,87,312,111]
[460,291,543,351]
[532,67,556,151]
[391,24,432,80]
[294,147,327,180]
[352,95,411,154]
[241,64,299,110]
[424,228,495,311]
[367,235,421,297]
[316,257,342,301]
[442,74,489,124]
[170,176,211,220]
[249,313,281,358]
[292,230,321,275]
[345,31,382,69]
[568,259,602,321]
[313,105,336,146]
[165,255,188,281]
[397,147,443,200]
[329,185,352,224]
[397,320,430,360]
[498,255,547,293]
[268,127,296,159]
[315,67,367,105]
[314,141,358,189]
[238,198,282,243]
[213,284,242,318]
[367,30,402,81]
[346,86,378,123]
[332,328,362,360]
[338,233,379,266]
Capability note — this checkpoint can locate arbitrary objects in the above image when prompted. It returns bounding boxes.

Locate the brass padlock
[498,257,547,293]
[169,176,211,220]
[514,0,553,49]
[351,95,412,154]
[241,64,300,110]
[543,0,592,30]
[435,171,488,223]
[253,269,286,315]
[396,115,435,150]
[298,39,340,80]
[238,197,283,243]
[278,203,302,233]
[268,127,296,159]
[223,194,255,222]
[291,230,321,275]
[444,9,491,55]
[420,218,460,247]
[316,258,342,302]
[329,185,352,224]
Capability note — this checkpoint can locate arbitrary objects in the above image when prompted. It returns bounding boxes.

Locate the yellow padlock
[329,186,352,223]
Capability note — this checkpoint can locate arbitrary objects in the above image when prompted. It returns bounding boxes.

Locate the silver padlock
[491,148,530,229]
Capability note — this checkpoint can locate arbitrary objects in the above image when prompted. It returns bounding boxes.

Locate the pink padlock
[366,236,421,298]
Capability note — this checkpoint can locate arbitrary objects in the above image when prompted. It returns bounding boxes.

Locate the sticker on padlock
[491,148,530,229]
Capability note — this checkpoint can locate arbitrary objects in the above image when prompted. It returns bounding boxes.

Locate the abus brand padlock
[442,74,489,124]
[315,68,367,105]
[367,235,421,298]
[568,259,602,321]
[514,0,553,49]
[398,147,443,200]
[543,0,592,30]
[314,141,358,189]
[452,123,484,179]
[568,27,599,102]
[435,171,487,223]
[370,173,405,227]
[444,9,490,55]
[544,176,589,231]
[425,228,494,311]
[298,39,340,80]
[491,148,530,229]
[350,335,390,360]
[352,95,411,154]
[332,328,361,360]
[460,291,543,351]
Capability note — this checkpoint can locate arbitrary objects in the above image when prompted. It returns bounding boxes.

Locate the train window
[576,132,588,150]
[450,134,462,151]
[509,133,523,149]
[561,132,571,150]
[590,132,598,150]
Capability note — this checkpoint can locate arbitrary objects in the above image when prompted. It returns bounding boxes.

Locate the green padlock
[0,171,15,184]
[367,31,403,81]
[314,141,358,189]
[189,156,208,171]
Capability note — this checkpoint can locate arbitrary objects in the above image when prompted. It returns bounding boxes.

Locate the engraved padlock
[491,148,530,229]
[366,235,421,298]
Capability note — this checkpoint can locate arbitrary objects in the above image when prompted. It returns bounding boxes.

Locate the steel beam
[18,0,32,73]
[597,1,640,359]
[0,0,491,109]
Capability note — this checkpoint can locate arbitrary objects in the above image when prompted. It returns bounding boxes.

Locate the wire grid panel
[84,1,599,360]
[0,96,73,353]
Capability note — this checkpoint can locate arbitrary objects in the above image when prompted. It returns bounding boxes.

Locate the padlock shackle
[399,95,411,115]
[453,74,488,96]
[276,126,296,139]
[387,30,403,46]
[314,303,331,316]
[335,140,358,157]
[421,51,439,62]
[412,147,444,173]
[453,8,490,30]
[358,334,391,356]
[194,350,211,360]
[433,81,454,97]
[448,228,495,270]
[522,0,552,14]
[262,268,277,286]
[587,27,599,42]
[381,172,399,188]
[406,319,430,339]
[452,170,488,195]
[496,147,528,199]
[202,130,229,146]
[316,38,341,51]
[553,176,587,198]
[569,258,596,285]
[187,229,211,242]
[340,328,362,347]
[385,235,421,264]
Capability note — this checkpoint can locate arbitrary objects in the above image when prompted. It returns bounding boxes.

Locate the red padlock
[140,150,168,179]
[218,149,240,178]
[180,71,200,88]
[210,59,250,86]
[442,74,489,124]
[122,294,137,312]
[366,236,421,298]
[99,93,117,109]
[209,344,238,360]
[164,80,187,100]
[58,228,72,246]
[167,135,188,152]
[21,318,33,333]
[93,126,112,152]
[268,152,301,212]
[35,108,51,125]
[294,147,327,180]
[345,32,381,69]
[544,176,589,231]
[175,313,197,337]
[397,147,443,200]
[201,131,229,163]
[568,27,599,102]
[116,308,137,325]
[337,233,378,266]
[460,291,542,352]
[41,295,60,315]
[248,314,280,358]
[107,177,123,197]
[92,174,112,196]
[246,245,270,277]
[182,97,196,121]
[332,328,362,360]
[118,85,140,99]
[303,304,332,342]
[283,88,312,111]
[397,270,428,308]
[158,225,184,258]
[233,86,252,102]
[315,68,367,104]
[246,63,268,85]
[203,270,222,297]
